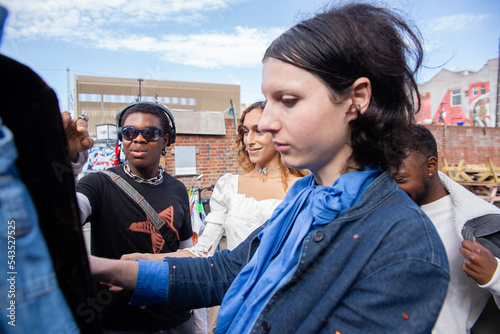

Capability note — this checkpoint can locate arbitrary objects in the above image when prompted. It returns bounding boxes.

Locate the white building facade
[418,58,499,127]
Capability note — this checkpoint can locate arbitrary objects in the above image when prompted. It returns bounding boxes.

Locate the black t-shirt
[77,165,192,331]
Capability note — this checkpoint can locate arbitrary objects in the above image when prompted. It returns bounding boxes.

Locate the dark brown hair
[263,3,423,170]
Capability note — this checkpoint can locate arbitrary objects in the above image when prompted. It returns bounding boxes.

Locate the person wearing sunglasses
[70,102,197,334]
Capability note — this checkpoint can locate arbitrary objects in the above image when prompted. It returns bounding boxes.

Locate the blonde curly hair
[232,101,308,191]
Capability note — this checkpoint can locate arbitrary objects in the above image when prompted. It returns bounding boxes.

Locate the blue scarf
[215,167,382,333]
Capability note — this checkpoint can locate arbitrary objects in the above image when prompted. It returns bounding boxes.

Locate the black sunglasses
[120,126,164,142]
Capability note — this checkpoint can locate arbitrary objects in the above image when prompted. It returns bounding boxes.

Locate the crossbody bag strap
[102,170,180,250]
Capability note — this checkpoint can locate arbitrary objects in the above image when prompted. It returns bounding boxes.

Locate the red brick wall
[162,119,239,191]
[425,125,500,169]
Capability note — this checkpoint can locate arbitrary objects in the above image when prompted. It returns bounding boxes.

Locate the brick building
[418,58,499,127]
[162,119,240,191]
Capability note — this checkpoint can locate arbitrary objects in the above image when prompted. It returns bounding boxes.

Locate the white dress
[187,173,282,257]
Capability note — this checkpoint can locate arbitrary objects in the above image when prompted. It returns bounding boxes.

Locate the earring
[429,173,432,177]
[350,103,361,116]
[161,148,167,156]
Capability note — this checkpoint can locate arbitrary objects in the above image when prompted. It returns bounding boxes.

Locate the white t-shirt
[422,195,499,333]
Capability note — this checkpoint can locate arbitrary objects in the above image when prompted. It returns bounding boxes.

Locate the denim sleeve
[129,259,169,306]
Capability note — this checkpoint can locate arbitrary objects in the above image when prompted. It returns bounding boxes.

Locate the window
[180,97,187,105]
[96,124,117,140]
[78,93,102,102]
[481,85,486,95]
[141,96,156,102]
[159,97,171,104]
[189,98,197,106]
[451,89,461,106]
[174,146,197,175]
[472,87,478,96]
[171,97,179,105]
[103,95,137,103]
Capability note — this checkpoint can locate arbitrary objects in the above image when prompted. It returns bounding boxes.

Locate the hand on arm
[120,249,198,261]
[88,255,139,291]
[121,253,157,261]
[90,255,172,306]
[460,238,498,285]
[61,111,94,162]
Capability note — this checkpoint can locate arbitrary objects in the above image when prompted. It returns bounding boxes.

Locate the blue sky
[1,0,499,113]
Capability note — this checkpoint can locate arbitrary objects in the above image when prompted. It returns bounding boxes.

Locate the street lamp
[138,78,144,102]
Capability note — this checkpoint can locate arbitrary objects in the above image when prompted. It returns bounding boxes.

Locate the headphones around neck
[116,101,176,146]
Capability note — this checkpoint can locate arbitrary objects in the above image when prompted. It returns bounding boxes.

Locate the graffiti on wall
[469,82,490,127]
[430,89,472,126]
[419,80,494,127]
[83,147,116,171]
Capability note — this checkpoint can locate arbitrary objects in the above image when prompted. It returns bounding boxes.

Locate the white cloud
[4,0,243,37]
[426,13,490,33]
[92,26,284,68]
[3,0,281,68]
[4,0,242,23]
[157,26,284,68]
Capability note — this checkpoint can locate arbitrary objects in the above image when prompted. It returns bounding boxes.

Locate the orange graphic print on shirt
[128,206,179,254]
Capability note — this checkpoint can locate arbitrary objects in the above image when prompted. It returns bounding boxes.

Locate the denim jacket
[161,171,450,333]
[0,122,78,333]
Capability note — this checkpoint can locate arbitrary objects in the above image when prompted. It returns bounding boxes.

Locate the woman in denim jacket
[91,3,450,333]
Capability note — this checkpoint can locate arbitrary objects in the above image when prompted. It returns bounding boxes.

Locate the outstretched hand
[88,255,138,291]
[460,238,498,285]
[121,252,150,261]
[121,252,174,261]
[61,111,94,162]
